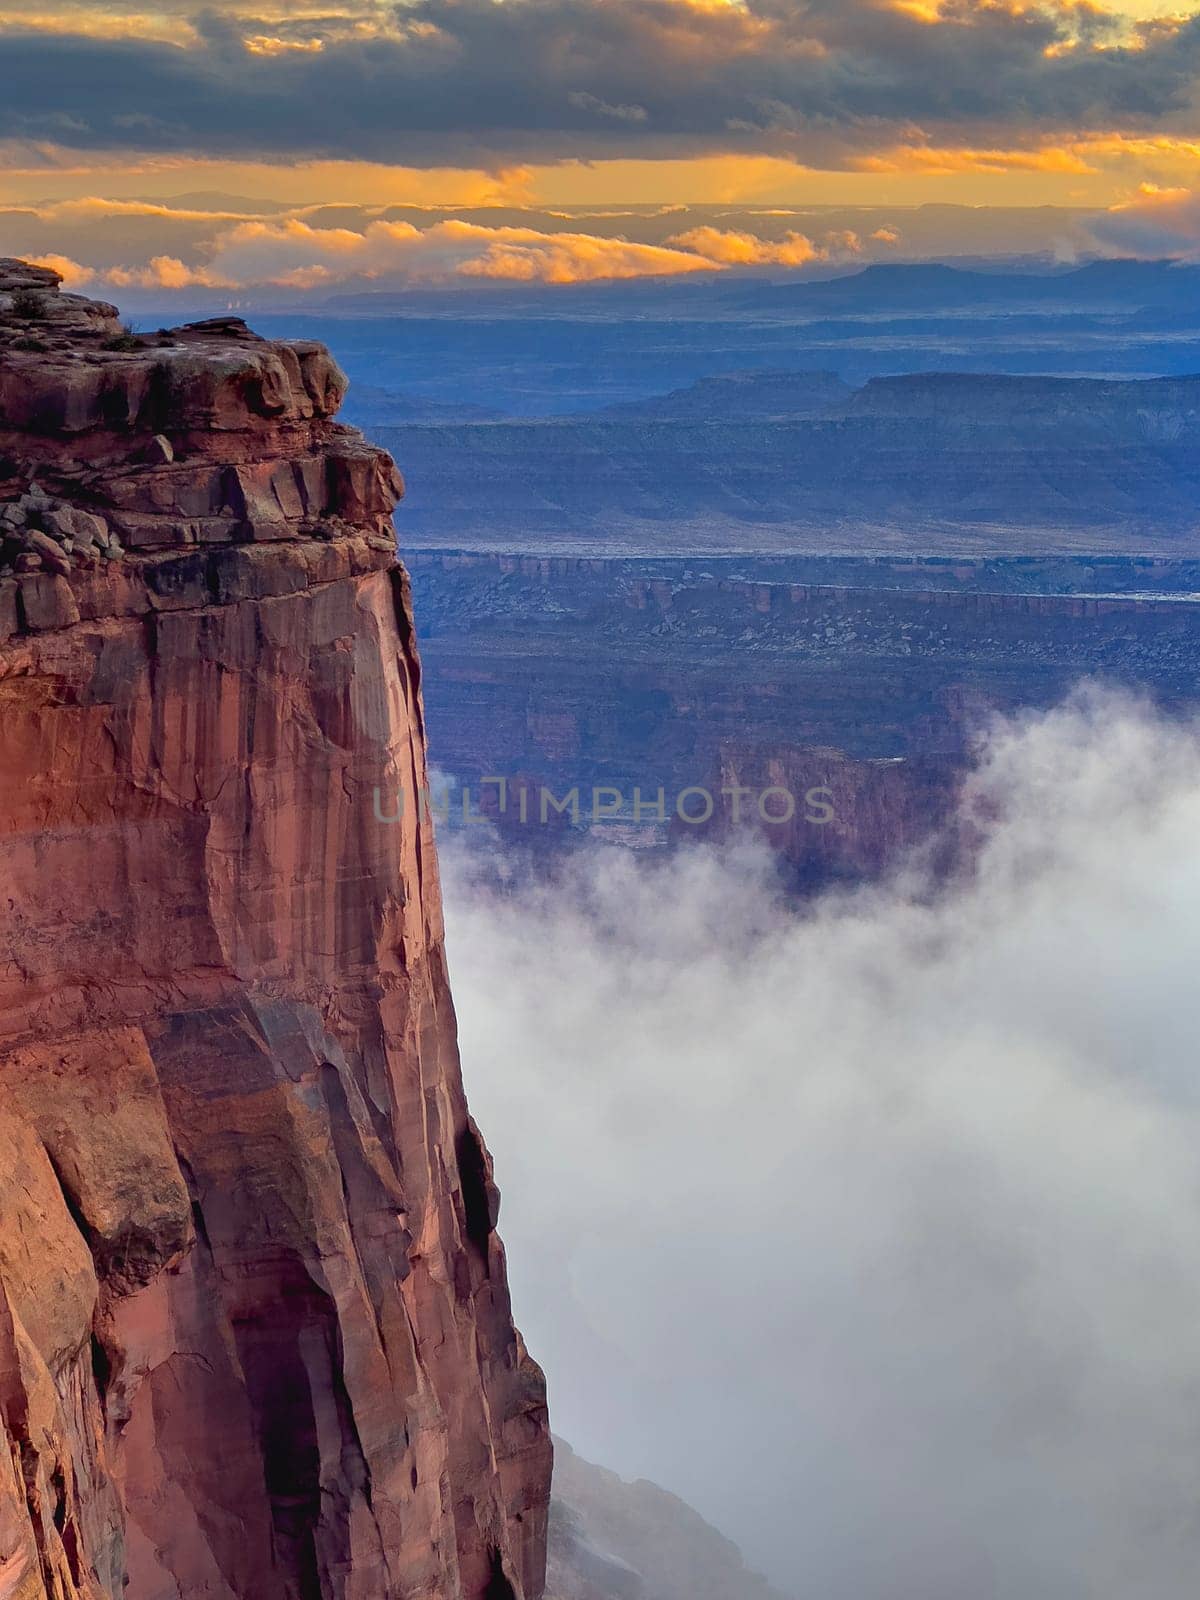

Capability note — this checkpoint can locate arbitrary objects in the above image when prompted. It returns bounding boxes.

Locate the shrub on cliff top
[104,320,146,353]
[9,289,46,321]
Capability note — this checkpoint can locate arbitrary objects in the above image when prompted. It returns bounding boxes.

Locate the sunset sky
[4,0,1200,289]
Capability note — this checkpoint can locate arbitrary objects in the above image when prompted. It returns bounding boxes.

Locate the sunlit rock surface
[0,260,551,1600]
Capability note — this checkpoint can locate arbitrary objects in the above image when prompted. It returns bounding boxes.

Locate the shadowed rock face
[0,261,551,1600]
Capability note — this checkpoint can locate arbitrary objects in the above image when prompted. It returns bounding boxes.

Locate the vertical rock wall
[0,261,551,1600]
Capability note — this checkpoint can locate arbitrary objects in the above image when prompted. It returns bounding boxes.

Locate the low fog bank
[441,688,1200,1600]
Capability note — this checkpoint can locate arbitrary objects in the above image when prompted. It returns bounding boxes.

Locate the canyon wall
[406,550,1200,884]
[0,261,550,1600]
[369,367,1200,555]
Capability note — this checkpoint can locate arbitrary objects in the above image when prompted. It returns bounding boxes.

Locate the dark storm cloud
[0,0,1198,166]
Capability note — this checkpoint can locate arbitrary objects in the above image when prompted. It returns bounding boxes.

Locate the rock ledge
[0,258,404,636]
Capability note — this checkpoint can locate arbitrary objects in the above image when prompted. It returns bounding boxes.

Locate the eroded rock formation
[0,260,551,1600]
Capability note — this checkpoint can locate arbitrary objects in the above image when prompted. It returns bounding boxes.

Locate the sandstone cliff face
[0,261,551,1600]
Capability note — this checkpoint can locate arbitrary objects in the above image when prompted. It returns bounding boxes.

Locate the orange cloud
[106,255,232,290]
[667,225,826,265]
[19,194,277,224]
[74,216,724,289]
[32,248,227,294]
[243,35,327,55]
[32,210,887,292]
[668,224,872,266]
[854,144,1097,176]
[0,8,197,43]
[199,214,881,288]
[887,0,947,21]
[450,225,718,283]
[26,251,94,286]
[0,153,540,209]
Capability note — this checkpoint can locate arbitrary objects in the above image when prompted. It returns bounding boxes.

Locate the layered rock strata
[405,549,1200,886]
[0,261,551,1600]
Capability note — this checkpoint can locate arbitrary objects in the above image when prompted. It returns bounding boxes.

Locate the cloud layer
[443,689,1200,1598]
[198,216,728,286]
[6,196,889,290]
[0,0,1199,173]
[1089,181,1200,255]
[5,181,1190,298]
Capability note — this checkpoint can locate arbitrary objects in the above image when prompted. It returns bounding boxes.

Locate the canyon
[407,549,1200,886]
[365,369,1200,556]
[5,247,1200,1600]
[304,278,1200,890]
[0,260,551,1600]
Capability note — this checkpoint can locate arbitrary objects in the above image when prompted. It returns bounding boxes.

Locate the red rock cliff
[0,260,551,1600]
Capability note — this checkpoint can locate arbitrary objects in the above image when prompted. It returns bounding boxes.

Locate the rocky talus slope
[546,1441,786,1600]
[0,261,551,1600]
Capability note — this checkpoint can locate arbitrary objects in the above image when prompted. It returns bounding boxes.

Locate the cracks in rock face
[232,1268,329,1600]
[484,1547,518,1600]
[229,1258,384,1600]
[0,1281,75,1600]
[455,1122,496,1263]
[89,1335,113,1426]
[49,1460,85,1591]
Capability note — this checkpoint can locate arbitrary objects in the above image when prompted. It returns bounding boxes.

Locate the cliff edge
[0,260,551,1600]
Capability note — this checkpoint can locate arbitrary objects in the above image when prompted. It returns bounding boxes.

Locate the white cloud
[443,687,1200,1598]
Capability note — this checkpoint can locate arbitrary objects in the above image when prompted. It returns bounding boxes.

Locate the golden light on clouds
[0,0,1200,216]
[666,224,825,265]
[0,8,198,42]
[0,155,541,208]
[25,216,749,290]
[888,0,949,23]
[0,0,424,47]
[243,33,326,53]
[1114,0,1200,14]
[853,144,1097,176]
[525,141,1200,207]
[3,132,1200,212]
